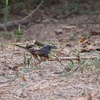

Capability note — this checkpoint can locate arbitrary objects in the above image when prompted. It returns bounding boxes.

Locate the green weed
[14,29,24,42]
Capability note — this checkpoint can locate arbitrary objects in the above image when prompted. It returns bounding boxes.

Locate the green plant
[4,0,9,37]
[82,33,91,38]
[14,29,24,41]
[68,60,74,68]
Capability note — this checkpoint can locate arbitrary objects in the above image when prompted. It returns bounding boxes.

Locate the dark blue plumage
[41,45,53,54]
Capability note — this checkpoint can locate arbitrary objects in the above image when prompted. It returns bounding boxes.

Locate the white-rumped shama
[15,44,56,61]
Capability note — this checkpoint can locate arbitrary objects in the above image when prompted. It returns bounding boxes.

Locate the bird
[15,44,56,61]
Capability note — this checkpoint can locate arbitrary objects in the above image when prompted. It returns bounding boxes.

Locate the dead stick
[0,1,44,30]
[22,1,44,21]
[49,56,98,61]
[13,1,44,26]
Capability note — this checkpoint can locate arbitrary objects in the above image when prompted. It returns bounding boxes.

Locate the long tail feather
[14,44,27,50]
[15,44,35,53]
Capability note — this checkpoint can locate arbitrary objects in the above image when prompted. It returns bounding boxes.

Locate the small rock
[55,29,63,35]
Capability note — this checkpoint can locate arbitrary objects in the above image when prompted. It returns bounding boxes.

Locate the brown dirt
[0,1,100,100]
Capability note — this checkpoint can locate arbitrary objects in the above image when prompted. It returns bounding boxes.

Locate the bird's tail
[15,44,27,50]
[15,44,35,53]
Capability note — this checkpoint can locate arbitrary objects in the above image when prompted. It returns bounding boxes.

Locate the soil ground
[0,1,100,100]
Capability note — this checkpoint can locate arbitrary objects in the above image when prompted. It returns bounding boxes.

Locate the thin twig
[13,1,44,27]
[50,54,63,65]
[22,1,44,21]
[0,1,44,30]
[49,56,98,61]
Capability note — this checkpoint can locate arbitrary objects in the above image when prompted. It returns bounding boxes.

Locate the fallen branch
[0,1,43,30]
[49,56,98,61]
[53,56,99,74]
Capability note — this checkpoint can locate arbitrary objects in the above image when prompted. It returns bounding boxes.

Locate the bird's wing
[33,50,49,57]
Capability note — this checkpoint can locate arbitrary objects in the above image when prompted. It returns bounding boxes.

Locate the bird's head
[42,45,57,51]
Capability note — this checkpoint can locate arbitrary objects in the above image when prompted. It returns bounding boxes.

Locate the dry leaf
[76,96,87,100]
[55,29,63,35]
[89,65,95,72]
[88,94,92,100]
[91,91,98,97]
[78,36,86,44]
[58,48,70,56]
[22,76,27,82]
[90,31,100,35]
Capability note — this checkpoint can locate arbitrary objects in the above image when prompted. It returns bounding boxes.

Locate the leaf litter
[0,9,100,100]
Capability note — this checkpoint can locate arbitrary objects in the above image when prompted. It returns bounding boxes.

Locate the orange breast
[31,53,48,61]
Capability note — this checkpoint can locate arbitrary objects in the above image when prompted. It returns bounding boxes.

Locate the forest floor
[0,1,100,100]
